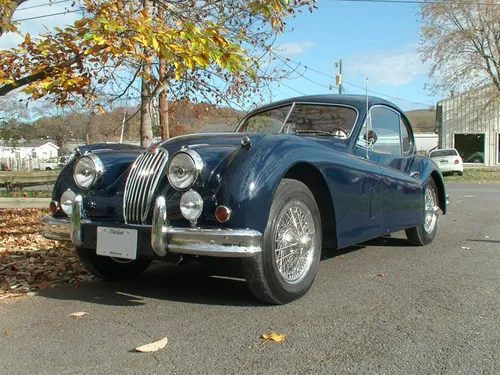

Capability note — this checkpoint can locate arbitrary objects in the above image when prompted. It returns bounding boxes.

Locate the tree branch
[0,53,82,97]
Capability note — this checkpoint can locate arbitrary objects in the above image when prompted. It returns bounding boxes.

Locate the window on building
[454,133,485,163]
[498,134,500,164]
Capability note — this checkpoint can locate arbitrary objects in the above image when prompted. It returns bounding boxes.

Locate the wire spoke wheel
[274,201,316,284]
[424,185,439,234]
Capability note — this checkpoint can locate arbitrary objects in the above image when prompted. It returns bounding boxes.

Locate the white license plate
[96,227,138,260]
[440,160,449,164]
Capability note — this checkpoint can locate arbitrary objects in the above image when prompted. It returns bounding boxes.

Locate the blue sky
[2,0,442,112]
[270,1,441,111]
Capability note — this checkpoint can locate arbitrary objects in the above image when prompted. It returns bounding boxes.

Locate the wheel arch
[430,170,447,215]
[283,162,338,250]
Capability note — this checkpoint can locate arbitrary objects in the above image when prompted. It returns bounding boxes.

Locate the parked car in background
[464,151,484,164]
[39,157,60,170]
[41,94,448,305]
[429,148,463,176]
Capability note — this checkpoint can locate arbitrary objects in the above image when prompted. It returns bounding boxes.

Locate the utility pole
[336,59,343,95]
[120,110,127,143]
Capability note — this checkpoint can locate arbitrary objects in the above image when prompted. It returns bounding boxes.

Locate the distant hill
[404,109,436,133]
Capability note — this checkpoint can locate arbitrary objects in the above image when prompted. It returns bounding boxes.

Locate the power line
[12,9,83,22]
[275,53,434,107]
[16,0,75,12]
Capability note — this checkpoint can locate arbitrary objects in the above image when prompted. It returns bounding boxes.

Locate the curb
[0,198,50,209]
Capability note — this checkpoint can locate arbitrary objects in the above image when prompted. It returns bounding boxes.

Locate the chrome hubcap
[274,201,316,283]
[424,185,439,234]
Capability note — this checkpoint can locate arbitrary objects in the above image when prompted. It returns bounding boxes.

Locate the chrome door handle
[410,171,420,178]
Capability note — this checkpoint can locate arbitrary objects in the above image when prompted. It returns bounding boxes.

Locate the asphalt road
[1,183,500,375]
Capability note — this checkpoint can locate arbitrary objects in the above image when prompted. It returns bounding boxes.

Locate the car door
[354,106,422,233]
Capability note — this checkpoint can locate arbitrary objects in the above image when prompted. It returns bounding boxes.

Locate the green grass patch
[0,190,52,198]
[444,168,500,183]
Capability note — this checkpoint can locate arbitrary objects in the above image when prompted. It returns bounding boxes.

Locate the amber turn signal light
[49,201,59,214]
[215,205,232,223]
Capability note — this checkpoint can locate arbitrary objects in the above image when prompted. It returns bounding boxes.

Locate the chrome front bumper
[41,195,262,258]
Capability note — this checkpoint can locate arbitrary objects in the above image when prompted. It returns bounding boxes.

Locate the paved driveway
[1,183,500,374]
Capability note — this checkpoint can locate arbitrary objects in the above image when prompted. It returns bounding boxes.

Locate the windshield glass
[284,104,358,138]
[237,105,292,133]
[430,149,458,157]
[236,103,358,137]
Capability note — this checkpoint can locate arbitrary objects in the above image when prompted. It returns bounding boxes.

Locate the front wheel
[76,247,152,280]
[242,179,322,305]
[406,178,440,246]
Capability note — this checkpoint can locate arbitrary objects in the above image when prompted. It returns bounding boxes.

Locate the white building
[0,140,59,160]
[436,86,500,166]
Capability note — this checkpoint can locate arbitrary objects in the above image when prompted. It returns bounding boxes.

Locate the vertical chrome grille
[123,148,169,224]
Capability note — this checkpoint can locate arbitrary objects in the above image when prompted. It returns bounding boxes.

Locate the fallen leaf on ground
[461,246,472,250]
[135,337,168,352]
[69,312,89,318]
[262,332,286,343]
[376,273,388,277]
[0,208,94,301]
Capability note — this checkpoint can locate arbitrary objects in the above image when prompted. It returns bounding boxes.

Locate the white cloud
[345,44,430,86]
[273,41,316,58]
[0,0,82,50]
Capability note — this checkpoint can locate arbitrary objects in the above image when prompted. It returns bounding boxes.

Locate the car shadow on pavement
[36,260,263,307]
[36,235,411,307]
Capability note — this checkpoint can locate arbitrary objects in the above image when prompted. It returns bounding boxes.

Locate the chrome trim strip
[41,215,70,241]
[70,195,83,246]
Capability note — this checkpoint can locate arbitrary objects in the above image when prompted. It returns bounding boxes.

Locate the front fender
[211,134,353,233]
[408,156,447,215]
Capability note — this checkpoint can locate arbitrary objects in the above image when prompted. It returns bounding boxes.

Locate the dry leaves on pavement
[261,332,286,343]
[135,337,169,352]
[0,208,93,300]
[69,312,89,318]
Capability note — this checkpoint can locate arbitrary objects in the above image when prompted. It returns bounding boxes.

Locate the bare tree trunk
[159,62,169,140]
[139,0,154,148]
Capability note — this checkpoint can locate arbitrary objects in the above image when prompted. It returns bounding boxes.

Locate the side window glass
[370,107,402,155]
[400,118,412,154]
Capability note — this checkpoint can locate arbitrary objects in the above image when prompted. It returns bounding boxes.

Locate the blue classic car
[42,94,447,304]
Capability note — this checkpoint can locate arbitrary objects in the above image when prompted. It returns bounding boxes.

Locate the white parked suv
[429,148,463,176]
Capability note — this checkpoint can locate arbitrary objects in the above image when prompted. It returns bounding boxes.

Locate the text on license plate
[96,227,138,260]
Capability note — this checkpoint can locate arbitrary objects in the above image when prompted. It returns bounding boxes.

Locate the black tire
[242,179,322,305]
[458,171,463,176]
[45,167,52,170]
[471,157,483,163]
[406,178,439,246]
[75,247,152,280]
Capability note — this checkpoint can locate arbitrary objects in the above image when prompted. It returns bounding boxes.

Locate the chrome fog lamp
[60,188,76,216]
[167,149,203,191]
[73,153,104,189]
[180,189,203,224]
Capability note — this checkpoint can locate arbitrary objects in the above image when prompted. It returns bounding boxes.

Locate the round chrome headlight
[180,189,203,222]
[73,153,104,189]
[60,188,76,216]
[167,149,203,191]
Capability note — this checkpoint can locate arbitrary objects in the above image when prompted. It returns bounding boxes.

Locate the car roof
[245,94,403,116]
[430,148,457,152]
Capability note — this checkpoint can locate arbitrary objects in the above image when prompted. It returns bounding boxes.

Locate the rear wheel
[76,247,152,280]
[242,179,322,305]
[406,178,440,246]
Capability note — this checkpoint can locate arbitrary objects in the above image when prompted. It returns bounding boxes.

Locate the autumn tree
[419,0,500,103]
[0,0,317,147]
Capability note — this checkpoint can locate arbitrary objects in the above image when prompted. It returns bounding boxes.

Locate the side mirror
[363,130,378,145]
